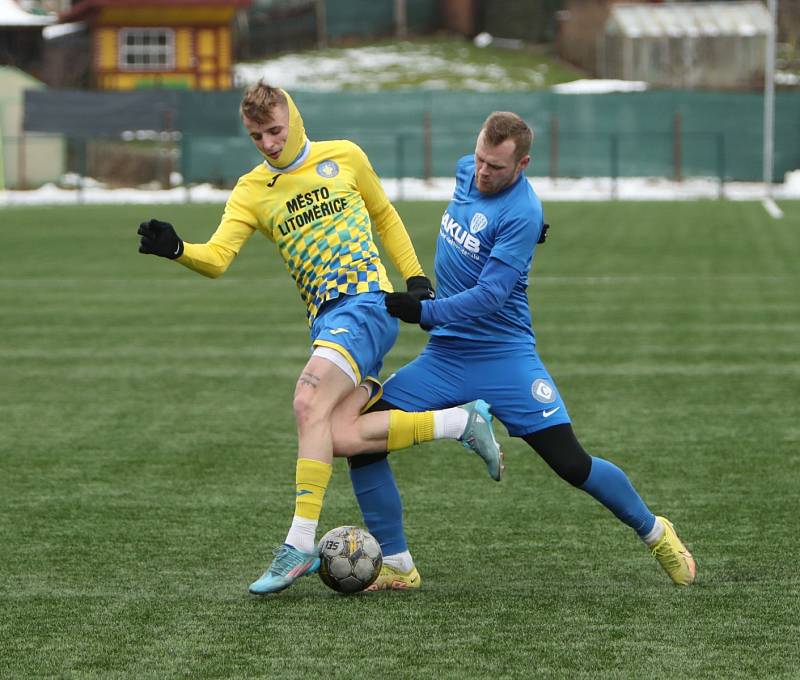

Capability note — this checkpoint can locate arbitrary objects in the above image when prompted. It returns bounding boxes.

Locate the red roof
[62,0,251,23]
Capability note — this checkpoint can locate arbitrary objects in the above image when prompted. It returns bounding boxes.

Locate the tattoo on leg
[298,372,321,389]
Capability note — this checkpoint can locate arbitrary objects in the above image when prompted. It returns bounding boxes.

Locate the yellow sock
[387,410,435,451]
[294,458,332,521]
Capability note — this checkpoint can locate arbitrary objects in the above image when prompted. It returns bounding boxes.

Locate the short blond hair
[481,112,532,162]
[240,80,287,124]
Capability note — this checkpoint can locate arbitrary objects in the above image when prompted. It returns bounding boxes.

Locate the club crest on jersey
[469,212,488,234]
[316,160,339,178]
[531,379,556,404]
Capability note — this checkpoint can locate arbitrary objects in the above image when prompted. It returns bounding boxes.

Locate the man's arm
[351,143,426,284]
[387,207,544,324]
[177,220,254,279]
[137,182,257,278]
[385,257,519,325]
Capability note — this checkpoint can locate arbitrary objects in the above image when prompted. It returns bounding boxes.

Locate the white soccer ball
[317,526,382,593]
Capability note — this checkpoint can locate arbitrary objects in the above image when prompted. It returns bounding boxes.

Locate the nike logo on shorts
[330,328,349,335]
[542,407,561,418]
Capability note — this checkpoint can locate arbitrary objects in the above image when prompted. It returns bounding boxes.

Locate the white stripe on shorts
[312,345,358,386]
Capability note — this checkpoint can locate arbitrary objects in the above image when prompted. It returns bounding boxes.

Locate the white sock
[382,550,414,572]
[433,407,469,440]
[641,517,665,547]
[285,516,317,553]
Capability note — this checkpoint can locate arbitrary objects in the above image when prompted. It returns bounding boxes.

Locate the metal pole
[610,133,619,200]
[717,132,726,200]
[0,127,5,192]
[162,108,173,189]
[762,0,777,194]
[396,133,405,201]
[673,111,682,183]
[394,0,407,39]
[549,114,559,179]
[315,0,327,49]
[423,109,431,181]
[77,138,86,205]
[18,131,27,190]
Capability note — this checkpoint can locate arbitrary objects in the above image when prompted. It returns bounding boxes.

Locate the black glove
[385,292,422,324]
[538,223,550,244]
[137,219,184,259]
[405,275,435,302]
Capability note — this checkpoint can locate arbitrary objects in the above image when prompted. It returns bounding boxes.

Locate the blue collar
[263,139,311,174]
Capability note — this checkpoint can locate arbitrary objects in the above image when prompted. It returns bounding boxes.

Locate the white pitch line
[762,196,784,219]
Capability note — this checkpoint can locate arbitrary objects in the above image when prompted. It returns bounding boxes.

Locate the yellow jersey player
[137,82,504,595]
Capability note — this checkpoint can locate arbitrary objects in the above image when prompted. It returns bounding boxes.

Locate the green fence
[326,0,438,39]
[22,87,800,186]
[177,90,800,184]
[244,0,440,58]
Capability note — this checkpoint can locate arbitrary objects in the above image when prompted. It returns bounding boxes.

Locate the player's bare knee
[292,392,327,431]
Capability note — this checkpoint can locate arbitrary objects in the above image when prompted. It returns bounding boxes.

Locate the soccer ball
[317,525,382,593]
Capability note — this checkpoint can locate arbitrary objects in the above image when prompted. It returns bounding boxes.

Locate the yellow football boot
[365,564,422,591]
[650,516,696,586]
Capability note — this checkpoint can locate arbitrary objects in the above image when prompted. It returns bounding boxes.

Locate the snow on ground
[233,42,797,93]
[234,42,547,91]
[551,79,649,94]
[2,173,799,208]
[0,0,54,26]
[43,21,86,40]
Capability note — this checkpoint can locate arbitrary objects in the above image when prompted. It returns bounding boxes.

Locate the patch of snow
[120,130,181,142]
[552,79,649,94]
[235,43,544,91]
[59,173,105,189]
[3,176,799,208]
[776,71,800,86]
[0,0,54,26]
[784,170,800,192]
[43,20,85,39]
[473,32,492,48]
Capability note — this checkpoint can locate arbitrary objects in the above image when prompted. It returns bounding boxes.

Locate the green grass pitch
[1,200,799,678]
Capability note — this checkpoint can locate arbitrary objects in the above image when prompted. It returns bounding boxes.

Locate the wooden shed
[59,0,250,90]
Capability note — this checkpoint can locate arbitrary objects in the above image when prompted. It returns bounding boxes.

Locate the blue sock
[349,457,407,556]
[580,456,656,537]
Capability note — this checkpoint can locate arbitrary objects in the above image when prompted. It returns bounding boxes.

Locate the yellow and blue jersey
[177,139,423,323]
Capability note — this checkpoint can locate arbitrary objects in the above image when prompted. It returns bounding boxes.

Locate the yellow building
[60,0,251,90]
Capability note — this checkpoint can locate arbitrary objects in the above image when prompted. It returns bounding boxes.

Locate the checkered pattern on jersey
[280,214,383,323]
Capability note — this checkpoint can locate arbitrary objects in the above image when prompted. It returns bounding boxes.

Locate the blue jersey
[430,154,544,344]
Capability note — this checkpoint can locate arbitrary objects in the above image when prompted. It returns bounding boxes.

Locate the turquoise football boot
[248,544,320,595]
[459,399,504,481]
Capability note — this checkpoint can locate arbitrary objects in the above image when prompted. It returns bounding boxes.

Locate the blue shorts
[311,292,399,385]
[381,337,571,437]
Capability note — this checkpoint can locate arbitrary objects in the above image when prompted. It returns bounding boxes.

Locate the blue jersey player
[343,111,696,589]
